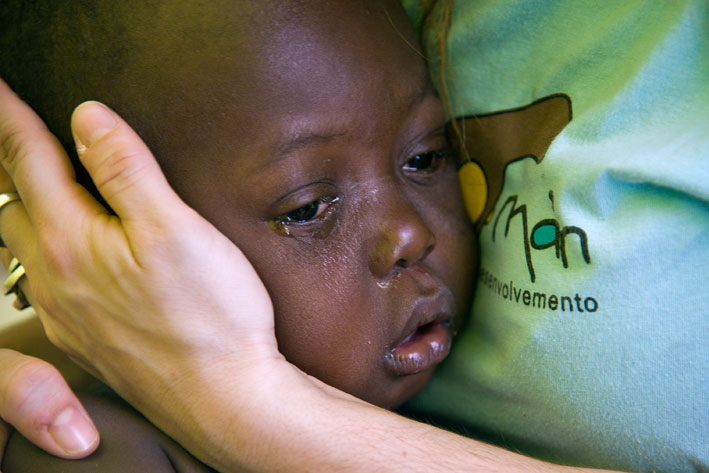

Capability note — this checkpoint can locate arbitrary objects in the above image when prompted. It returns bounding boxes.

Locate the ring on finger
[0,192,20,210]
[3,257,30,310]
[4,258,29,310]
[0,192,21,248]
[4,257,25,291]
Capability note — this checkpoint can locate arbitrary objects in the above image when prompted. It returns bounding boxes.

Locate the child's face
[133,0,476,407]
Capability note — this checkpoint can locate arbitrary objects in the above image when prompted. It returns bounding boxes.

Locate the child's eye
[402,149,453,173]
[281,196,340,224]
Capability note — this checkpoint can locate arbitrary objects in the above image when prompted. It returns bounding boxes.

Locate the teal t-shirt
[403,1,709,471]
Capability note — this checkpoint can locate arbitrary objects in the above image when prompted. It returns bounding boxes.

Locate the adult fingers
[0,79,102,235]
[71,101,187,229]
[0,165,37,271]
[0,350,99,459]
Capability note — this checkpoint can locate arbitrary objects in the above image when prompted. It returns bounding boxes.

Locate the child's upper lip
[380,261,457,347]
[392,288,456,350]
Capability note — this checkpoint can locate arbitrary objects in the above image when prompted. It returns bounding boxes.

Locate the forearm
[0,322,614,473]
[152,360,621,473]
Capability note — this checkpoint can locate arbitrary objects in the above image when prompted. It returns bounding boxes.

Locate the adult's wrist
[165,359,625,473]
[145,356,326,472]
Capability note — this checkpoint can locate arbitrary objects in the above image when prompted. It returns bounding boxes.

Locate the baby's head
[2,0,475,408]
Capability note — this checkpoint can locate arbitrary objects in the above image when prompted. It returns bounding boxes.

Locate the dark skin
[4,0,475,470]
[8,0,475,410]
[88,0,476,408]
[182,2,475,407]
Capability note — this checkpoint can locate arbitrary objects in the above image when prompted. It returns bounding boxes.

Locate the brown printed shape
[450,94,572,231]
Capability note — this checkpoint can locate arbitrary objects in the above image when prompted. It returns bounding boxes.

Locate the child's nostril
[395,258,409,268]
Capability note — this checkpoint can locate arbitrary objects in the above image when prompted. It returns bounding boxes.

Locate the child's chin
[369,367,439,410]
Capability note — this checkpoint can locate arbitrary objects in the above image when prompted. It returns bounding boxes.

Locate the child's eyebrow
[408,81,438,112]
[249,128,349,173]
[275,130,348,158]
[255,75,437,173]
[243,127,348,175]
[272,80,436,158]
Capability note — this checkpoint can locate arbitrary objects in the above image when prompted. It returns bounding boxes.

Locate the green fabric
[404,1,709,471]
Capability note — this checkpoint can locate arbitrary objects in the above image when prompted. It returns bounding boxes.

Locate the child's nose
[367,196,436,280]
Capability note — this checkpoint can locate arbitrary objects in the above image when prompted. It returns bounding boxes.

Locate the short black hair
[1,1,145,199]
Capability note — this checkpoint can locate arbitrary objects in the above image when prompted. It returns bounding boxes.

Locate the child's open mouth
[385,316,452,376]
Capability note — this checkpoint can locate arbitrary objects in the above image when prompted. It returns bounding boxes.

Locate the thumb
[0,350,99,459]
[71,101,186,226]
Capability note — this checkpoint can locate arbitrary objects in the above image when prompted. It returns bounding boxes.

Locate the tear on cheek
[376,269,401,289]
[269,219,292,236]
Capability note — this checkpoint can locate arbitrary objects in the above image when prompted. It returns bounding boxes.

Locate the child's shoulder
[3,392,216,473]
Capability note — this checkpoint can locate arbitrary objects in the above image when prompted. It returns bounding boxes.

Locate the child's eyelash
[402,149,453,172]
[285,196,340,223]
[269,196,340,237]
[268,148,452,238]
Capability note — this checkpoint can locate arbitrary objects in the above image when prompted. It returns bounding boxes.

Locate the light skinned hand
[0,78,285,470]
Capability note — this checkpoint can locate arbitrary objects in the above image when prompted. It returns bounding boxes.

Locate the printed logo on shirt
[454,94,598,312]
[453,94,592,281]
[492,190,590,283]
[451,94,572,231]
[478,266,599,313]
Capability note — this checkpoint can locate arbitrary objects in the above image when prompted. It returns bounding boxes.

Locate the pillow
[405,1,709,471]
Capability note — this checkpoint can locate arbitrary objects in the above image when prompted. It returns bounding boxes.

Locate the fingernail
[48,406,99,455]
[72,101,117,150]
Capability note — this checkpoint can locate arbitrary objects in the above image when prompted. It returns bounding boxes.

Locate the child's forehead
[116,0,428,184]
[134,0,412,62]
[141,2,423,128]
[130,1,419,101]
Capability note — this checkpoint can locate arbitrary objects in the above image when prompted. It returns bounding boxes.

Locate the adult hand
[0,77,284,470]
[0,348,99,464]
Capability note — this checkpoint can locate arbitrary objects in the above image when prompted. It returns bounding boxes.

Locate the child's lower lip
[385,320,452,376]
